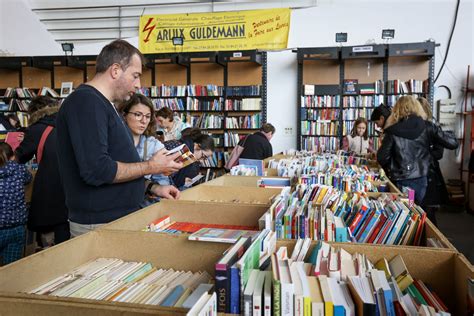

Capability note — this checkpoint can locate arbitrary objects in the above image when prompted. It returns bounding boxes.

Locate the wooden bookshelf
[296,42,436,151]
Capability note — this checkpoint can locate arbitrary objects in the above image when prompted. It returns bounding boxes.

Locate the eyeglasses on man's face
[127,111,152,121]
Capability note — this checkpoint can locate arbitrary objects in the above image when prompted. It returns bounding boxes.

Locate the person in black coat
[239,123,275,160]
[418,97,455,225]
[15,96,69,246]
[377,96,458,206]
[164,128,215,190]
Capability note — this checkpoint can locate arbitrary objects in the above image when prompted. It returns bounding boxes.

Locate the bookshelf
[296,41,435,151]
[145,50,267,176]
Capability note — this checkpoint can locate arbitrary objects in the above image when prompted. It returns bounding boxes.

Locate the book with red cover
[149,220,258,233]
[5,132,22,151]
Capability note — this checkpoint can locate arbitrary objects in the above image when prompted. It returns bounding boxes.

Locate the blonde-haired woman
[377,96,457,205]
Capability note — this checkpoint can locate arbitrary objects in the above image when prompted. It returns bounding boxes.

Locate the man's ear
[110,63,122,80]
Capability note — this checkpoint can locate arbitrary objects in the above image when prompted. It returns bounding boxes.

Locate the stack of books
[27,257,216,312]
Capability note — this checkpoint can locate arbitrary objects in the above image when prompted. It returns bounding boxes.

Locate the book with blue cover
[238,158,264,176]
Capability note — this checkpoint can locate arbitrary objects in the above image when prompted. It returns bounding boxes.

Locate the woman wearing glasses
[164,127,215,190]
[120,94,175,202]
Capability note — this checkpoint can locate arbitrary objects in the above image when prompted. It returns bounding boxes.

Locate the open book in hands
[166,143,197,168]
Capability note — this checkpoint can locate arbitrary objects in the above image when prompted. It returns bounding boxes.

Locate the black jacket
[15,106,68,229]
[239,132,273,160]
[377,115,458,181]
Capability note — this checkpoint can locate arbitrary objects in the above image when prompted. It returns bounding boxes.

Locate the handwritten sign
[139,8,290,53]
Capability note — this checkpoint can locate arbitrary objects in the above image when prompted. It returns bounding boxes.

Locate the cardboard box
[279,240,473,316]
[0,232,471,315]
[0,231,229,315]
[180,185,281,205]
[101,199,269,232]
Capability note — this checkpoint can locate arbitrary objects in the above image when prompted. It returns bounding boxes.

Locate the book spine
[215,266,228,313]
[272,279,281,316]
[230,266,241,314]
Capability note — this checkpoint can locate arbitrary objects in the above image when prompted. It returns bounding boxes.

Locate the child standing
[343,117,374,155]
[0,142,32,265]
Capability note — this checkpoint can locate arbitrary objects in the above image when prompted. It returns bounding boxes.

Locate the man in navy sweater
[56,40,182,237]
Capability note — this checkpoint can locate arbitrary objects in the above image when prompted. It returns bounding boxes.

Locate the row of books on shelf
[301,136,340,152]
[0,99,30,112]
[27,257,217,314]
[341,108,374,120]
[342,95,384,108]
[226,114,261,129]
[386,79,429,94]
[263,183,423,245]
[153,98,262,112]
[272,151,372,169]
[224,98,261,111]
[301,108,340,121]
[142,85,262,97]
[301,121,339,136]
[224,132,241,147]
[3,87,61,98]
[301,95,340,108]
[303,79,427,96]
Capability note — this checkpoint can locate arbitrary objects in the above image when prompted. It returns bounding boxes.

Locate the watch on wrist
[146,182,155,195]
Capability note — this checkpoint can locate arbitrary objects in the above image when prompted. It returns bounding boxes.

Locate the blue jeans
[396,176,428,206]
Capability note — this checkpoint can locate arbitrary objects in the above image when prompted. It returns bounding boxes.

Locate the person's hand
[17,132,24,142]
[151,185,180,200]
[149,149,183,176]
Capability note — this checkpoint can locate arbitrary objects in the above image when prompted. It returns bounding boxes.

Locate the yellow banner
[139,8,290,53]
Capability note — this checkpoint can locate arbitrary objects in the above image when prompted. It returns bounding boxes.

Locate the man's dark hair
[95,40,145,73]
[261,123,275,134]
[370,104,391,122]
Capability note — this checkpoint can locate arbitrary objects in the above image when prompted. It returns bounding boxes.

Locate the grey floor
[437,207,474,264]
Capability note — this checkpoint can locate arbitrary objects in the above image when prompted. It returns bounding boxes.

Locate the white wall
[2,0,473,180]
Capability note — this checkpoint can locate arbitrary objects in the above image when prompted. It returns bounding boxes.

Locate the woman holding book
[377,96,457,205]
[342,117,374,155]
[120,94,179,203]
[163,127,214,190]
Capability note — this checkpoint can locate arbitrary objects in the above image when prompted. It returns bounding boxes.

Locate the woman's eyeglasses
[126,111,152,121]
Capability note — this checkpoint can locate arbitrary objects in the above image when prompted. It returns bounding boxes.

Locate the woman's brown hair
[155,107,174,122]
[350,117,369,140]
[119,94,157,137]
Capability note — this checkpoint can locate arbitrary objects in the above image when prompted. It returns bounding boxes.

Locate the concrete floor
[437,207,474,264]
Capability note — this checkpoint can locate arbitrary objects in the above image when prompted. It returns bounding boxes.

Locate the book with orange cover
[147,218,258,234]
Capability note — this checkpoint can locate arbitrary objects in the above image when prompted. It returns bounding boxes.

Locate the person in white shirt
[155,107,191,141]
[342,117,374,155]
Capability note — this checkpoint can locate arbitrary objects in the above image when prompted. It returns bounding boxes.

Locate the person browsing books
[0,143,32,265]
[418,97,456,225]
[377,96,458,205]
[120,94,179,202]
[238,123,275,160]
[163,128,215,190]
[342,117,374,155]
[15,96,70,247]
[56,40,182,237]
[155,107,191,141]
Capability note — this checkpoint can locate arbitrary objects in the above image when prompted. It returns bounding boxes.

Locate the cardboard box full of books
[0,231,229,315]
[180,185,282,205]
[0,232,471,315]
[101,199,269,233]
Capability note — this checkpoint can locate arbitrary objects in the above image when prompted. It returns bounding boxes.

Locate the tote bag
[224,135,249,170]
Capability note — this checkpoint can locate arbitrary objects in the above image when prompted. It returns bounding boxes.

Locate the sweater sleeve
[63,93,118,186]
[15,125,43,164]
